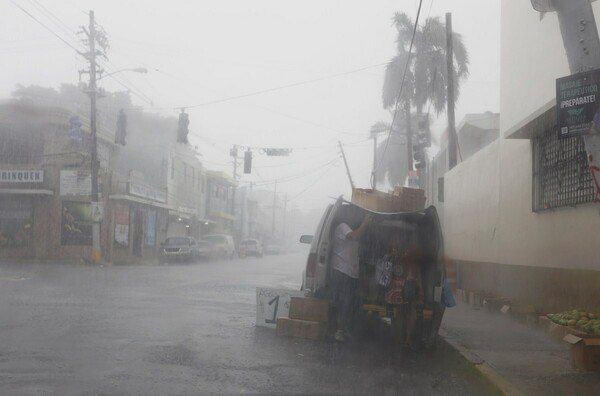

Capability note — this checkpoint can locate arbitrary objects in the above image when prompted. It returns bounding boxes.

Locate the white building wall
[443,2,600,272]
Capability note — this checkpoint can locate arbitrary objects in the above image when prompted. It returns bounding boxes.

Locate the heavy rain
[1,1,600,395]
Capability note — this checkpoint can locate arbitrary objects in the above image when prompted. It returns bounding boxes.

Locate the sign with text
[0,170,43,183]
[255,287,304,328]
[114,204,129,247]
[128,182,167,203]
[60,170,91,196]
[557,69,600,138]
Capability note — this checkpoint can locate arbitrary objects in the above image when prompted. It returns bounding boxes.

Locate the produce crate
[289,297,330,323]
[563,334,600,371]
[538,316,587,341]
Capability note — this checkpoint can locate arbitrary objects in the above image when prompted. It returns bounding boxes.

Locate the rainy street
[0,253,496,396]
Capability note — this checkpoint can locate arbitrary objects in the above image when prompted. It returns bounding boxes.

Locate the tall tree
[377,12,469,187]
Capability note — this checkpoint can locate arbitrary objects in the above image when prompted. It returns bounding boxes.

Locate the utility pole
[446,12,458,170]
[230,146,238,225]
[405,103,414,172]
[282,193,288,240]
[372,133,377,190]
[83,10,102,263]
[272,181,277,237]
[338,141,355,190]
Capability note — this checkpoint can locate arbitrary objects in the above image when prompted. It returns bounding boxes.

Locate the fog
[0,0,500,214]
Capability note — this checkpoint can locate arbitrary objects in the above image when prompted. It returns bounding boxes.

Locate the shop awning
[211,211,236,221]
[0,188,54,196]
[169,210,193,220]
[109,194,175,210]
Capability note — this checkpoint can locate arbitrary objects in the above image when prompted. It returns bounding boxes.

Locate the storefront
[0,169,54,260]
[108,186,171,264]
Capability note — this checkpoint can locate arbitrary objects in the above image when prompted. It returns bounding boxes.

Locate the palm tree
[377,12,469,187]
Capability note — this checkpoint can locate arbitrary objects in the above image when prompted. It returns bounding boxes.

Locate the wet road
[0,252,497,395]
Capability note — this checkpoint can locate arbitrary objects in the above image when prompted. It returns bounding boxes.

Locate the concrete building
[205,170,236,234]
[443,2,600,312]
[426,112,499,227]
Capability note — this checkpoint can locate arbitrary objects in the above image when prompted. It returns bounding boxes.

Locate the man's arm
[346,214,372,241]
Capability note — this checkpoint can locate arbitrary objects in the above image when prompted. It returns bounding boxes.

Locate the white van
[300,197,447,348]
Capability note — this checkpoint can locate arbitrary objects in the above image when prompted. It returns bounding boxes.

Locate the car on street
[239,239,263,257]
[159,236,208,263]
[201,234,235,259]
[300,197,447,348]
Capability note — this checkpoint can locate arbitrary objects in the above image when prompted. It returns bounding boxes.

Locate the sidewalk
[441,302,600,395]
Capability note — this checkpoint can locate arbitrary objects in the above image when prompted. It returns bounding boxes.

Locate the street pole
[446,12,458,170]
[405,103,414,172]
[87,10,101,263]
[272,181,277,237]
[282,193,288,240]
[338,141,355,190]
[231,146,238,236]
[372,134,377,190]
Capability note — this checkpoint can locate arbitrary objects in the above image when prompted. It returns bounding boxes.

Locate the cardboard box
[351,188,425,212]
[288,297,330,322]
[276,317,325,340]
[563,334,600,370]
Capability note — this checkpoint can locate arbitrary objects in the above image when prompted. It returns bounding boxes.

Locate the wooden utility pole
[338,141,355,190]
[372,134,378,190]
[405,103,414,172]
[271,181,277,237]
[446,12,458,170]
[86,10,101,262]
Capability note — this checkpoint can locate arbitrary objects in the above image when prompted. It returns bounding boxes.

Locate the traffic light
[115,109,127,146]
[177,110,189,144]
[413,143,426,169]
[416,114,431,147]
[244,150,252,174]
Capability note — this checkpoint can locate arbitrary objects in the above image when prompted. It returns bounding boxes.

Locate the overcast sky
[1,0,500,212]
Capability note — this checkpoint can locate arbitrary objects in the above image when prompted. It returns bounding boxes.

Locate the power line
[146,62,388,110]
[9,0,84,54]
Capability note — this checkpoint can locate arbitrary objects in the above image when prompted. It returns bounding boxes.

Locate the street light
[98,67,148,80]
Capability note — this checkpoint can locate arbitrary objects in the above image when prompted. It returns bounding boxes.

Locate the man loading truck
[330,214,371,342]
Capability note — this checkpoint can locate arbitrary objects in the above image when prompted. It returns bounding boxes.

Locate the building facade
[443,2,600,312]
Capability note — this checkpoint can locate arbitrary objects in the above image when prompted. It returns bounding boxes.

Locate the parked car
[159,236,207,263]
[239,239,263,257]
[201,234,235,259]
[264,243,285,255]
[299,197,446,348]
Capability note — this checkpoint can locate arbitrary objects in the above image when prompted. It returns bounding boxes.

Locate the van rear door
[313,198,343,296]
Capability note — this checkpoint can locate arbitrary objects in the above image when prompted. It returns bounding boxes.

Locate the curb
[439,328,524,396]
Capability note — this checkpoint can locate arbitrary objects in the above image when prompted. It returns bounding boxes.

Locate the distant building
[426,112,499,226]
[205,170,236,234]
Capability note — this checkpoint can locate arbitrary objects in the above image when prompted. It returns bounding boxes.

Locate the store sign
[557,69,600,138]
[146,210,156,246]
[114,204,129,247]
[60,170,91,196]
[0,170,43,183]
[255,287,304,328]
[128,182,167,203]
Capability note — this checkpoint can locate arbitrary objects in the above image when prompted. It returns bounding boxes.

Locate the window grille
[532,127,595,211]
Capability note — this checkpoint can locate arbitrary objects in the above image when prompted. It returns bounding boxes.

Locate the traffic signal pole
[446,12,458,171]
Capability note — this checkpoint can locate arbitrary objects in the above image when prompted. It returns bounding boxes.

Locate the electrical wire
[144,62,388,111]
[9,0,84,54]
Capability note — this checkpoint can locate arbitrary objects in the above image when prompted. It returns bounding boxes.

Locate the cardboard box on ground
[276,297,331,341]
[351,187,426,212]
[563,334,600,371]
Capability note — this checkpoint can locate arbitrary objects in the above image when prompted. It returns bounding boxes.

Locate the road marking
[0,276,28,281]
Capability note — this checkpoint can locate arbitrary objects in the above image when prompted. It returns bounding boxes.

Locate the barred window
[532,127,595,211]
